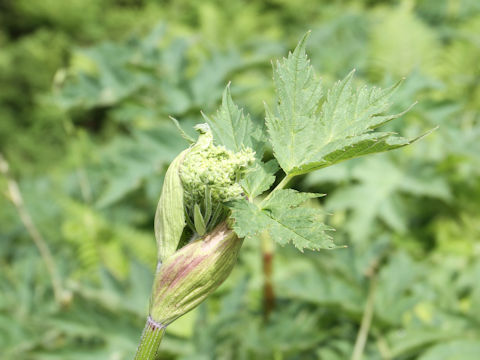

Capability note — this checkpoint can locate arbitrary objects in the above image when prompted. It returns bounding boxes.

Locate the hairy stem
[0,153,67,305]
[134,317,166,360]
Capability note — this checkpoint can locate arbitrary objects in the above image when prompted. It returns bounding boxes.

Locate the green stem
[351,274,378,360]
[134,317,166,360]
[0,153,67,306]
[260,174,293,205]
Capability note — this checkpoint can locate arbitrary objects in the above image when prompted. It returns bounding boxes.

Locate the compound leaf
[229,189,335,251]
[267,32,419,176]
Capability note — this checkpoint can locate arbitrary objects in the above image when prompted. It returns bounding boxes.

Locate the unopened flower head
[180,124,255,210]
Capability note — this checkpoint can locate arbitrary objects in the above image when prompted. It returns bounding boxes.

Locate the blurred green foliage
[1,0,479,359]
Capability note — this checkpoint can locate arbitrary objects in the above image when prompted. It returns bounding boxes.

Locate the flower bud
[149,221,242,325]
[154,124,254,262]
[179,125,254,212]
[149,123,253,326]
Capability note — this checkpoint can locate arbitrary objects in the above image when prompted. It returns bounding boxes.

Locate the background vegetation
[1,0,479,359]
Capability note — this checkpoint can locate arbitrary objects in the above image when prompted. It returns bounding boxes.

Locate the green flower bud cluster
[180,124,255,211]
[148,123,253,333]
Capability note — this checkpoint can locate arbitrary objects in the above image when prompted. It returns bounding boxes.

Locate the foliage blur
[1,0,479,359]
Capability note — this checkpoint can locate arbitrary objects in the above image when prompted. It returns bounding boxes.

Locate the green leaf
[240,159,279,199]
[267,32,419,176]
[193,203,206,236]
[229,190,335,251]
[154,149,188,262]
[265,31,322,174]
[386,329,457,358]
[276,256,364,315]
[170,116,195,144]
[263,188,325,210]
[204,84,263,155]
[419,340,480,360]
[325,157,450,242]
[203,186,212,225]
[95,125,186,208]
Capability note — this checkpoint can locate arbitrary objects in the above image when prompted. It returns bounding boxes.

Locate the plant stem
[261,231,275,320]
[373,329,392,360]
[351,274,378,360]
[0,153,67,306]
[261,174,293,205]
[134,317,166,360]
[258,174,293,321]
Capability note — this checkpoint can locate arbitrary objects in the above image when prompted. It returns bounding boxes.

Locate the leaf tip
[170,116,195,144]
[408,126,439,144]
[224,81,232,94]
[294,31,311,53]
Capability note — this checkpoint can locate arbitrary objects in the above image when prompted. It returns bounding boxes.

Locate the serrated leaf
[267,32,419,176]
[229,190,335,251]
[205,84,264,155]
[240,159,279,199]
[265,31,322,174]
[290,131,410,174]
